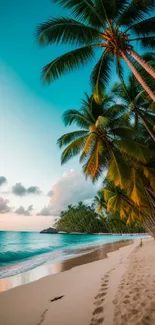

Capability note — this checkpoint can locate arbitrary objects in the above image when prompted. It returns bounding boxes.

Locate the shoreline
[0,239,134,292]
[0,238,139,325]
[0,238,154,325]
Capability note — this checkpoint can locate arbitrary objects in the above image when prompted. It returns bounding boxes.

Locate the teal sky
[0,0,149,230]
[1,0,106,230]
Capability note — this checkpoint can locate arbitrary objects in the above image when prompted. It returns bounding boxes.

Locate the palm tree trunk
[130,50,155,80]
[136,111,155,142]
[144,219,155,238]
[120,51,155,102]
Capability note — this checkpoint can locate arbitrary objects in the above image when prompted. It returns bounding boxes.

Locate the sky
[0,0,104,231]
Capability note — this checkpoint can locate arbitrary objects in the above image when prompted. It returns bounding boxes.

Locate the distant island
[40,227,58,234]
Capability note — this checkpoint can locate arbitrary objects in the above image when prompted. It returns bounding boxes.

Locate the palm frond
[115,138,154,163]
[36,17,100,46]
[128,17,155,35]
[107,151,130,189]
[62,109,92,128]
[117,0,155,27]
[148,101,155,112]
[111,83,128,102]
[81,97,96,124]
[143,166,155,190]
[83,138,104,181]
[57,130,88,148]
[95,0,129,21]
[42,45,95,83]
[61,135,87,164]
[96,115,110,129]
[91,52,113,103]
[52,0,106,28]
[82,133,98,155]
[105,104,128,120]
[137,36,155,49]
[128,168,146,206]
[112,126,135,139]
[103,187,115,203]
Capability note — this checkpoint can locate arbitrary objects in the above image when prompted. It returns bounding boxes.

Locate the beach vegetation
[56,201,145,234]
[36,0,155,101]
[37,0,155,236]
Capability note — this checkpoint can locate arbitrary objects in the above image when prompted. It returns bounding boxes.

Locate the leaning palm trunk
[120,51,155,102]
[144,215,155,239]
[144,218,155,238]
[137,111,155,142]
[130,50,155,80]
[144,188,155,238]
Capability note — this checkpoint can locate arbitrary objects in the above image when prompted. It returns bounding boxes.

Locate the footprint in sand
[90,270,114,325]
[102,283,108,288]
[90,317,104,325]
[123,299,130,304]
[94,299,104,307]
[93,307,104,316]
[95,292,107,299]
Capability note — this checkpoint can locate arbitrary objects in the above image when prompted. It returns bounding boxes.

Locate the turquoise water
[0,231,148,279]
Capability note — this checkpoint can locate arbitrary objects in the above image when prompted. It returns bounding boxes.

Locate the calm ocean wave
[0,231,149,278]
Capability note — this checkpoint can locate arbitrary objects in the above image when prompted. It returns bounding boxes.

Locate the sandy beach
[0,238,154,325]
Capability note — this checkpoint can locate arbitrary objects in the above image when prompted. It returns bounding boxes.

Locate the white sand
[0,239,154,325]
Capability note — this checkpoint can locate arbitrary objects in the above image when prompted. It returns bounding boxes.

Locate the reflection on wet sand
[0,239,133,292]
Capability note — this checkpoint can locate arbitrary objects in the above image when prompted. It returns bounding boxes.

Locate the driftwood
[50,295,64,302]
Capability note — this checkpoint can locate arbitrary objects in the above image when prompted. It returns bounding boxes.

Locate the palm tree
[94,186,146,233]
[57,93,153,187]
[36,0,155,101]
[94,190,106,214]
[102,180,155,237]
[111,66,155,142]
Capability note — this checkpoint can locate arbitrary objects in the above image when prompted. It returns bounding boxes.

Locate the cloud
[27,186,41,195]
[38,169,96,216]
[37,205,53,216]
[12,183,26,196]
[15,205,33,216]
[47,190,54,197]
[0,176,7,186]
[0,197,11,213]
[12,183,41,196]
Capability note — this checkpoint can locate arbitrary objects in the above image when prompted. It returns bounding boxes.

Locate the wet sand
[0,239,132,292]
[0,238,154,325]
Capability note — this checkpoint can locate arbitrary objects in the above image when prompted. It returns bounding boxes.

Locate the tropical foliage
[37,0,155,237]
[57,92,155,235]
[111,61,155,142]
[55,202,145,234]
[36,0,155,101]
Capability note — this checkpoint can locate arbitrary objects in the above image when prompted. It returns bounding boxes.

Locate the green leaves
[127,167,146,206]
[83,138,104,181]
[57,130,88,148]
[139,36,155,49]
[129,17,155,36]
[107,151,130,189]
[62,109,92,128]
[95,0,128,21]
[52,0,105,27]
[91,52,113,103]
[42,45,95,83]
[61,135,87,164]
[115,138,153,164]
[118,0,155,27]
[95,115,110,129]
[36,17,100,46]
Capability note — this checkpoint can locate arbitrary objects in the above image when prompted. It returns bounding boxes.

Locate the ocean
[0,231,148,279]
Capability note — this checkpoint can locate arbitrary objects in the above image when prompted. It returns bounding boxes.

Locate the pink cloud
[38,169,96,216]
